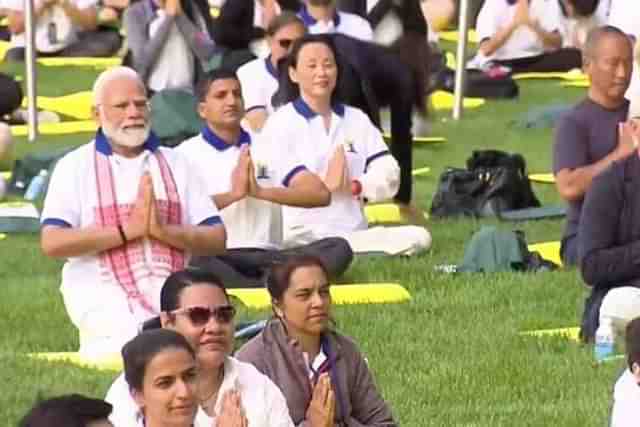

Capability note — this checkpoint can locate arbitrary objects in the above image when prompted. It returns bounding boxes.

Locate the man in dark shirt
[553,25,636,266]
[578,129,640,341]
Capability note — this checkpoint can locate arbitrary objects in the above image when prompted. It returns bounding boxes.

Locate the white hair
[92,66,146,107]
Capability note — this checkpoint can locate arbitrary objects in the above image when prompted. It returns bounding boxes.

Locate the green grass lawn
[0,62,625,426]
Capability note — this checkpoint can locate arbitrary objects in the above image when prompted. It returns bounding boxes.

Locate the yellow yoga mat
[438,29,478,44]
[412,167,431,177]
[528,173,555,184]
[37,57,121,68]
[382,133,447,144]
[528,241,562,266]
[22,91,93,120]
[364,203,428,224]
[28,352,123,372]
[513,70,588,82]
[520,326,580,342]
[431,90,485,111]
[11,120,97,137]
[229,283,410,309]
[0,40,9,62]
[561,81,590,88]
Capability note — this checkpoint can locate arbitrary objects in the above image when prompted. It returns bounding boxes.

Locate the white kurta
[176,127,305,250]
[41,138,221,358]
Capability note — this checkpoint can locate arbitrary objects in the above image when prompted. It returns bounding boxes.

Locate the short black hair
[625,317,640,370]
[196,68,239,102]
[266,255,329,302]
[160,268,229,313]
[122,328,196,392]
[18,394,112,427]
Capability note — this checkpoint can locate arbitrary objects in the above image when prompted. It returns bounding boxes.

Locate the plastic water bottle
[594,317,615,362]
[24,169,48,201]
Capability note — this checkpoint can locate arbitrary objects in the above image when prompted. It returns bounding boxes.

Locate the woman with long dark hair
[236,256,397,426]
[267,34,431,255]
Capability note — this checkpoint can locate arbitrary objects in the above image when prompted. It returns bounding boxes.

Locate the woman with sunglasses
[237,12,306,132]
[121,329,199,427]
[106,268,295,427]
[236,256,397,426]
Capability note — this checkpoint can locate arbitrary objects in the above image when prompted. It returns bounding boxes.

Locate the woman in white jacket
[106,269,295,427]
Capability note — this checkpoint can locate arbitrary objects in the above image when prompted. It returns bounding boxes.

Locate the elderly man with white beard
[40,66,227,359]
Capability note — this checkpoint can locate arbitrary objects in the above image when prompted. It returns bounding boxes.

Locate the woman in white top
[263,34,431,255]
[106,269,295,427]
[123,0,218,93]
[474,0,582,73]
[237,12,306,132]
[120,329,201,427]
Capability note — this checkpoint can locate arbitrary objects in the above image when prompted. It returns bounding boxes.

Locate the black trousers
[495,48,582,74]
[5,28,122,62]
[190,237,354,288]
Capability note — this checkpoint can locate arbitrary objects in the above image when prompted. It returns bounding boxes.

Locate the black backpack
[430,150,541,218]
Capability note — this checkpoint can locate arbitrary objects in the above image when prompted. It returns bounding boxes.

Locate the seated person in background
[268,35,431,255]
[299,0,372,41]
[611,317,640,427]
[120,329,201,427]
[123,0,218,94]
[553,26,634,266]
[236,256,398,427]
[577,120,640,342]
[420,0,455,41]
[40,67,226,358]
[4,0,121,61]
[107,269,295,427]
[558,0,609,50]
[19,394,113,427]
[177,69,353,287]
[472,0,582,73]
[608,0,640,117]
[213,0,300,65]
[97,0,131,26]
[237,12,305,132]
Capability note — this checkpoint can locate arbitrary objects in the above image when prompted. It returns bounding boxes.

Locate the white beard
[103,122,151,148]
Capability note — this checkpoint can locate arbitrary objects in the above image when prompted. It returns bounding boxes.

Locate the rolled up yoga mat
[527,241,562,266]
[228,283,411,309]
[513,70,587,81]
[22,91,93,120]
[528,173,555,184]
[11,120,98,137]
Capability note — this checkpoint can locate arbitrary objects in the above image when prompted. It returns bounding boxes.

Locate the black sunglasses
[278,39,294,50]
[170,305,236,326]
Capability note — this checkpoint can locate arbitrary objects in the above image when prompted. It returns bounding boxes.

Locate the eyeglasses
[170,305,236,326]
[277,39,294,50]
[99,99,150,112]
